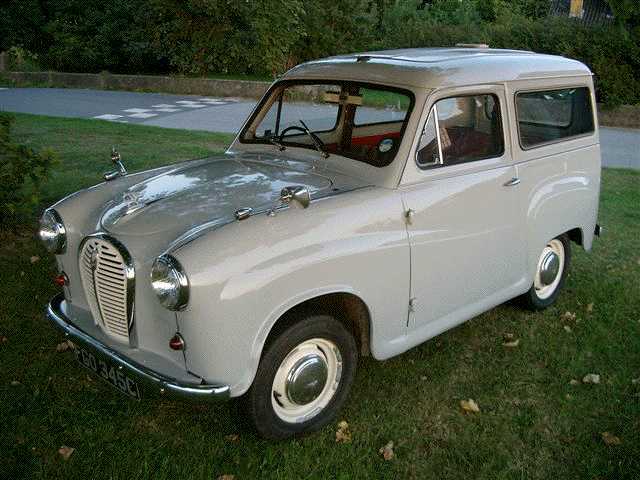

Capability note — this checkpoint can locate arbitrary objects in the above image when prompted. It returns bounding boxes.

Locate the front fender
[174,187,410,397]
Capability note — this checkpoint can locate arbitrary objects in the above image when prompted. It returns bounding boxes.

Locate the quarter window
[417,94,504,168]
[516,87,594,149]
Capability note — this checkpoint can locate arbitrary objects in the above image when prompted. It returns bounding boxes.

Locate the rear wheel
[243,314,357,439]
[520,234,571,310]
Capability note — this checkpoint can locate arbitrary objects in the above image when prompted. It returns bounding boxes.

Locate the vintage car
[42,47,601,439]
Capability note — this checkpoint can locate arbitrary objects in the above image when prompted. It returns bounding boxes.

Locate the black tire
[243,314,358,440]
[520,234,571,310]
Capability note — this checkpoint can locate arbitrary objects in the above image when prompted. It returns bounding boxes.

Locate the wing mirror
[280,185,311,209]
[104,147,128,181]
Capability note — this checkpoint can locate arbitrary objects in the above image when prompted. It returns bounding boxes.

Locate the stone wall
[4,70,271,99]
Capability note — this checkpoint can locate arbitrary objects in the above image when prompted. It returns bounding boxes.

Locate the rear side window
[516,87,594,149]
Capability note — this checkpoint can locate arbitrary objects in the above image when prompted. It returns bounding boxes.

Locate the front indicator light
[54,272,68,287]
[169,333,185,351]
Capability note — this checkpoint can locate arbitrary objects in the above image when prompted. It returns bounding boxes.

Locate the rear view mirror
[323,92,363,106]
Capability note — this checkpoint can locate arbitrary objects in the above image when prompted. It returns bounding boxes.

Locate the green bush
[0,114,57,227]
[6,46,41,72]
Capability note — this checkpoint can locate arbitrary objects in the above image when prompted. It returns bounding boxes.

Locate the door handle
[503,177,521,187]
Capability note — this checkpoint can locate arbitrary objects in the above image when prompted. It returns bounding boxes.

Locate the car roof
[283,48,592,89]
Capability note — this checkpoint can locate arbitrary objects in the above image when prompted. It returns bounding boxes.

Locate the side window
[416,109,440,167]
[516,87,594,149]
[416,94,504,168]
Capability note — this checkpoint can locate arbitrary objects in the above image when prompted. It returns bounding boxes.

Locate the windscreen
[241,81,414,168]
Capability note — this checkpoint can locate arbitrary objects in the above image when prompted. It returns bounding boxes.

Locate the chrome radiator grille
[79,236,134,341]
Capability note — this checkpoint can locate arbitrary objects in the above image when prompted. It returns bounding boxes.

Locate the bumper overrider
[46,293,230,402]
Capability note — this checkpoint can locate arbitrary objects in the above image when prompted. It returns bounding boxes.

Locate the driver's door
[401,86,527,340]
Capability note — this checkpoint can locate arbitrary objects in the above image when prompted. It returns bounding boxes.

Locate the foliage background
[0,113,56,228]
[1,0,639,105]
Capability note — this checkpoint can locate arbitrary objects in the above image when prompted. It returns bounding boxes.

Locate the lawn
[1,114,639,479]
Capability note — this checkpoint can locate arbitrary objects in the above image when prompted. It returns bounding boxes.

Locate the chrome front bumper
[46,293,230,402]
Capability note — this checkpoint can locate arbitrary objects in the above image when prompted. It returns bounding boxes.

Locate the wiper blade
[299,120,329,158]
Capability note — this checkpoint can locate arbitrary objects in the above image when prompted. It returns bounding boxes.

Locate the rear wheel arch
[567,227,584,248]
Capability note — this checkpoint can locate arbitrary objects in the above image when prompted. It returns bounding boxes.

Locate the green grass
[8,113,235,205]
[1,114,639,479]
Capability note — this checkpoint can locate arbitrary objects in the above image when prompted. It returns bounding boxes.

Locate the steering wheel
[279,125,308,141]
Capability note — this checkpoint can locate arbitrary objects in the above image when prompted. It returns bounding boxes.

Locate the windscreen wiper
[267,134,286,151]
[299,120,330,158]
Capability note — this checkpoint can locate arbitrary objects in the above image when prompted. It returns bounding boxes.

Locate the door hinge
[409,297,417,313]
[404,208,415,225]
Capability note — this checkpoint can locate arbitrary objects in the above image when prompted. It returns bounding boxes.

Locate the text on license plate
[74,347,141,399]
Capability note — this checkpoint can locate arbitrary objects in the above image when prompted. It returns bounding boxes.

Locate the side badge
[378,138,394,153]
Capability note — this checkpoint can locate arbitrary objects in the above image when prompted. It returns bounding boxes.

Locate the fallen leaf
[420,376,428,381]
[217,475,235,480]
[563,325,572,333]
[460,398,480,413]
[10,381,20,386]
[569,379,580,385]
[0,336,7,343]
[601,432,621,445]
[335,420,352,443]
[224,434,239,442]
[586,303,594,313]
[58,446,75,461]
[563,311,577,321]
[56,340,71,353]
[503,339,520,348]
[30,256,40,264]
[379,441,395,461]
[582,373,601,384]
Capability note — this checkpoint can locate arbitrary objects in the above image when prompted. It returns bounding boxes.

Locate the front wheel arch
[261,292,372,360]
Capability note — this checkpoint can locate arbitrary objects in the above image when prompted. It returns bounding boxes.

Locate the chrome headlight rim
[38,209,67,254]
[150,254,189,311]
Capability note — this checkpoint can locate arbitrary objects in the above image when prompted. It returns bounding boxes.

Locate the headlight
[150,255,189,311]
[38,209,66,254]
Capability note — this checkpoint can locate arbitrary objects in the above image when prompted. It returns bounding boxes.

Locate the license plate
[74,346,141,399]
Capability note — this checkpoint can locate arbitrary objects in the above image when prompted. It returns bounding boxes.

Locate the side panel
[505,77,601,281]
[175,188,411,396]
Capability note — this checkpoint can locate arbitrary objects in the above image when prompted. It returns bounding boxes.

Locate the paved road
[1,87,638,169]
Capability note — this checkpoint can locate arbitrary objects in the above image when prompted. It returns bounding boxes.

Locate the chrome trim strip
[433,105,444,166]
[46,294,230,401]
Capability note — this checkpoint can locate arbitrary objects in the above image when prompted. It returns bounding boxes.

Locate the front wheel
[520,234,571,310]
[243,314,358,439]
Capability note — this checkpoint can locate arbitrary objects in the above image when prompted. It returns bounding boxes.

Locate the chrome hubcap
[271,338,342,424]
[534,239,565,300]
[539,251,560,286]
[285,354,328,405]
